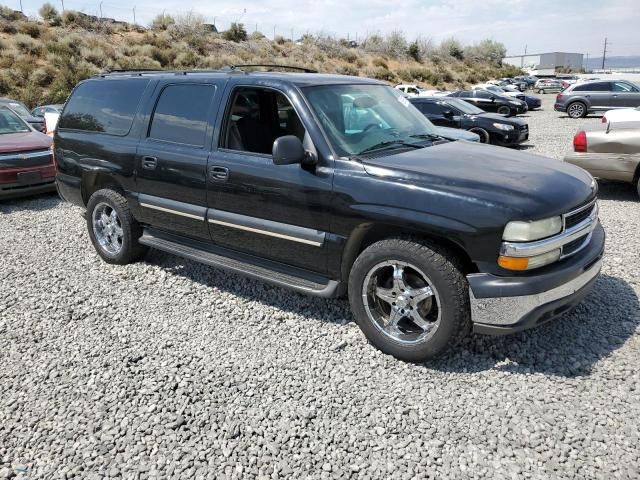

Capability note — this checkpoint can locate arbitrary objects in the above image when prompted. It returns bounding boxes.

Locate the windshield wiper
[408,133,444,141]
[358,139,424,155]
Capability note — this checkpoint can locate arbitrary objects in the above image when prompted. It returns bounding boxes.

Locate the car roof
[93,70,384,88]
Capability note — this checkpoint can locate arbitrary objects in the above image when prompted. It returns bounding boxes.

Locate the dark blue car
[524,95,541,110]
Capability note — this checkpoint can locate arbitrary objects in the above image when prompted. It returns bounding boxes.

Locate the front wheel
[86,188,147,264]
[538,89,545,94]
[468,127,490,144]
[348,238,471,362]
[497,105,511,116]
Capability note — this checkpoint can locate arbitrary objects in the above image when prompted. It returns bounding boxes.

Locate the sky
[11,0,640,57]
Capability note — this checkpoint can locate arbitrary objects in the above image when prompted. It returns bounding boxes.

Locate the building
[502,52,584,74]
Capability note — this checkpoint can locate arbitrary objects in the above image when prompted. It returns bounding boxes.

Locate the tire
[636,176,640,199]
[468,127,490,144]
[567,101,587,119]
[348,238,471,363]
[497,105,511,115]
[86,188,147,265]
[538,89,545,94]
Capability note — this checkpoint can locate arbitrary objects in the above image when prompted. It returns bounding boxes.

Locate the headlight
[498,249,561,271]
[492,123,514,131]
[502,216,562,241]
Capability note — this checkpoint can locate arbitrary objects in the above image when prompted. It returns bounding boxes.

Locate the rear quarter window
[59,79,149,135]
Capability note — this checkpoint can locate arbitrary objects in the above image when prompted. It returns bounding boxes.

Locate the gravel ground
[1,95,639,479]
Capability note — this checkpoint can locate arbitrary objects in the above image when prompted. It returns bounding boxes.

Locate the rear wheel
[497,105,511,115]
[538,88,545,94]
[636,176,640,199]
[86,188,147,264]
[567,101,587,118]
[468,127,490,144]
[348,238,471,362]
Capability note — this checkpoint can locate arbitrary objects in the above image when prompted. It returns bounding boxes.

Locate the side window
[59,79,148,135]
[474,90,491,99]
[222,87,306,155]
[148,84,215,147]
[408,87,419,95]
[458,91,472,98]
[613,82,637,92]
[418,102,446,115]
[577,82,611,92]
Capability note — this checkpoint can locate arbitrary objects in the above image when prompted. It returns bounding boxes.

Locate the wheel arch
[340,222,478,282]
[81,171,125,205]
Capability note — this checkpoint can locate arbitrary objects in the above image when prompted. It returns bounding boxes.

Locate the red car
[0,106,55,199]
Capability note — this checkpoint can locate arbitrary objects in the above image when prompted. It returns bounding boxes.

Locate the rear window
[148,84,215,147]
[59,79,149,135]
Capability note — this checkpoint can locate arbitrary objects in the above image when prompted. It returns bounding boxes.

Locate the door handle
[142,156,157,170]
[209,166,229,181]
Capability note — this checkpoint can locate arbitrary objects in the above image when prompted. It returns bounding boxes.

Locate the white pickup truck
[394,84,448,97]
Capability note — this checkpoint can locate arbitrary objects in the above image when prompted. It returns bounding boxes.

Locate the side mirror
[490,96,496,102]
[443,110,454,118]
[272,135,305,166]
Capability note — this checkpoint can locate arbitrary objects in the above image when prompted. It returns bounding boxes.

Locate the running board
[139,229,342,298]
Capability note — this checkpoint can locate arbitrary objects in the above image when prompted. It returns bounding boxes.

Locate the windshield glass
[6,102,31,118]
[0,107,30,134]
[445,98,485,115]
[303,84,440,157]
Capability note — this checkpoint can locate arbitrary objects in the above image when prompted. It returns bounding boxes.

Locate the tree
[223,22,247,42]
[39,3,59,21]
[407,41,420,62]
[150,13,175,31]
[464,39,507,65]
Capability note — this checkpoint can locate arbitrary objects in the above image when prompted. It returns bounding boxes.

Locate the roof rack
[227,64,318,73]
[97,64,317,77]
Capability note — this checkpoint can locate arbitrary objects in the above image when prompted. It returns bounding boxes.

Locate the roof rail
[227,64,318,73]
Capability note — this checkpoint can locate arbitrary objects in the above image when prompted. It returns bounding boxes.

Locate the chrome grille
[565,201,596,230]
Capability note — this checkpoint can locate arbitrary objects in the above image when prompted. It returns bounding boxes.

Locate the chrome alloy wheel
[92,202,124,255]
[361,261,441,344]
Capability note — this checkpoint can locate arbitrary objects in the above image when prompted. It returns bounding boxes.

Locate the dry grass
[0,7,523,107]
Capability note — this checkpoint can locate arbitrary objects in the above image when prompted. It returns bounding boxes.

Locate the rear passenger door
[416,101,459,127]
[578,82,613,109]
[135,82,221,241]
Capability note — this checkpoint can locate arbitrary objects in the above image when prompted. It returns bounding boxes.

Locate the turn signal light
[573,131,587,153]
[498,256,529,271]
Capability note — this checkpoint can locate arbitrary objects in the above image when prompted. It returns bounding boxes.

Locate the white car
[394,85,449,97]
[601,107,640,125]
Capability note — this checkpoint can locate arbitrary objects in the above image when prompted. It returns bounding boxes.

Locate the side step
[139,229,342,298]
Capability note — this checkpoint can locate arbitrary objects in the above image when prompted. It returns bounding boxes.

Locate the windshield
[303,84,440,157]
[5,102,31,118]
[0,107,30,134]
[445,98,485,115]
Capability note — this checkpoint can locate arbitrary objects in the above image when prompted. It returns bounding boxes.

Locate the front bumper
[467,223,605,334]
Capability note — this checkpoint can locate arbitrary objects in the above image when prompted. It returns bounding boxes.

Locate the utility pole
[522,44,527,68]
[60,0,65,13]
[99,1,103,19]
[273,24,276,39]
[291,28,294,41]
[601,37,608,70]
[132,6,136,25]
[19,0,23,12]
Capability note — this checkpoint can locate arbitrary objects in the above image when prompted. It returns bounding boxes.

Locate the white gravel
[1,94,639,479]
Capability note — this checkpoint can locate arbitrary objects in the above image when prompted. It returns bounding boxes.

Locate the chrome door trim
[138,193,206,221]
[207,208,326,247]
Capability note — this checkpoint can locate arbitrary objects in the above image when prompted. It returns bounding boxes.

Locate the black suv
[448,90,527,116]
[55,69,604,362]
[409,96,529,146]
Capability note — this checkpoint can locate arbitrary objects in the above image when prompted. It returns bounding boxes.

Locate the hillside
[0,4,523,108]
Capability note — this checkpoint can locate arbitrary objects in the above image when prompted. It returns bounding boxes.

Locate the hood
[361,141,596,220]
[436,126,480,142]
[0,131,52,153]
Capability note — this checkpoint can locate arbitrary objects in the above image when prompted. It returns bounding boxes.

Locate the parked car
[498,78,527,91]
[55,70,603,362]
[435,126,480,142]
[31,104,64,118]
[555,80,640,118]
[473,84,525,101]
[514,75,538,87]
[448,90,527,116]
[565,121,640,197]
[0,106,55,199]
[0,98,45,132]
[395,84,426,96]
[534,79,563,94]
[601,106,640,124]
[557,75,579,89]
[409,96,529,146]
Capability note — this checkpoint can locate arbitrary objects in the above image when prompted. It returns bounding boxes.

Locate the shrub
[464,39,506,65]
[30,66,56,86]
[0,19,17,34]
[372,57,388,69]
[0,5,25,21]
[39,3,59,21]
[18,21,41,38]
[384,31,407,57]
[249,31,265,41]
[339,50,358,64]
[397,68,414,82]
[335,64,358,76]
[370,67,395,82]
[172,11,207,37]
[440,37,464,60]
[14,34,42,56]
[150,13,174,31]
[274,35,287,45]
[223,22,247,42]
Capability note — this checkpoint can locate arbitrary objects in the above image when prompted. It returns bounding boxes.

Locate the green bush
[0,5,24,21]
[150,13,174,31]
[372,57,388,69]
[0,19,17,34]
[371,67,395,82]
[336,64,359,76]
[18,21,41,38]
[39,3,59,21]
[407,41,420,62]
[223,22,247,42]
[14,34,42,56]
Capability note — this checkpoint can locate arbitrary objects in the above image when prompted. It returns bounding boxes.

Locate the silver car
[554,80,640,118]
